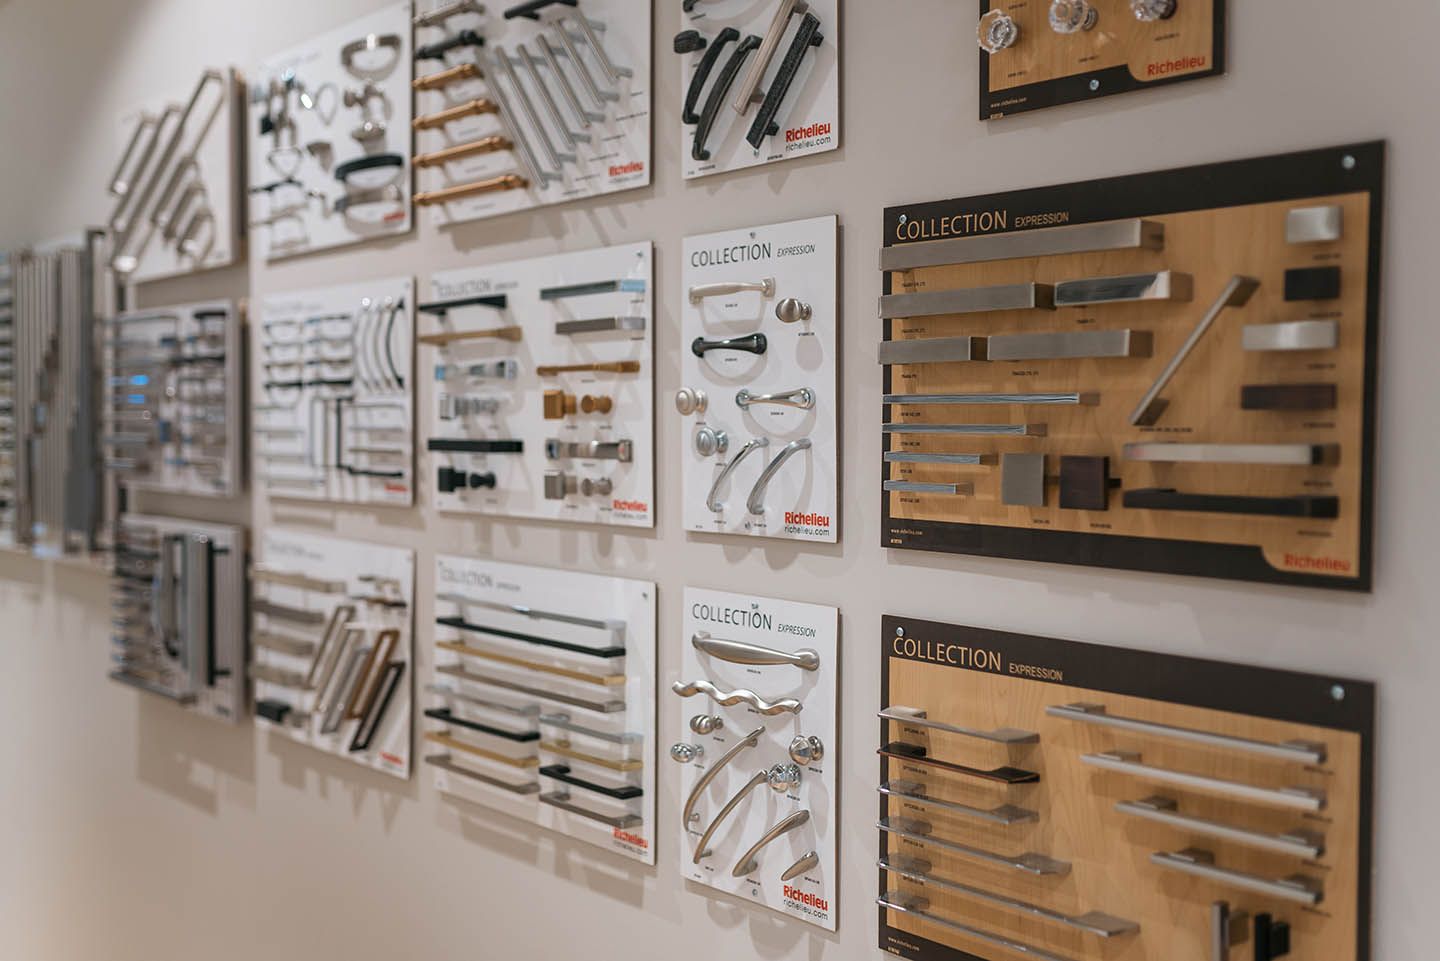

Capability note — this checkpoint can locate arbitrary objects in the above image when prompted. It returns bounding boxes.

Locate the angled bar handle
[503,0,576,18]
[692,769,766,862]
[731,0,807,115]
[480,50,556,189]
[108,112,159,197]
[746,438,812,515]
[732,810,811,876]
[414,1,486,27]
[706,437,768,512]
[682,725,765,825]
[689,279,775,304]
[567,15,632,84]
[692,630,819,671]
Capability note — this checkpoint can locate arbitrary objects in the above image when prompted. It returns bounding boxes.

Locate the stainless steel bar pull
[682,725,765,826]
[671,679,801,716]
[878,816,1070,877]
[732,810,810,877]
[706,437,768,513]
[878,780,1037,825]
[1048,702,1326,763]
[880,705,1037,744]
[881,218,1164,272]
[1081,751,1326,812]
[745,438,811,515]
[736,387,814,410]
[878,894,1081,961]
[731,0,807,115]
[1152,848,1324,906]
[692,631,819,671]
[544,438,633,462]
[1117,796,1325,859]
[689,279,775,304]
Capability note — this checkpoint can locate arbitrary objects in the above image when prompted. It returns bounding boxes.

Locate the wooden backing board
[878,616,1374,961]
[979,0,1224,118]
[880,142,1384,590]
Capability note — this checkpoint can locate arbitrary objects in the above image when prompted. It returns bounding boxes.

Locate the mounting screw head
[1331,684,1346,701]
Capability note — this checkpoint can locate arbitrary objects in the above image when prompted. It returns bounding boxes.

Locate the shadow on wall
[261,726,417,831]
[135,695,259,815]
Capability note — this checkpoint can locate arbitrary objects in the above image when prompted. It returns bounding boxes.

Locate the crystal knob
[977,9,1020,53]
[1049,0,1097,33]
[767,762,802,793]
[670,743,703,764]
[1131,0,1176,21]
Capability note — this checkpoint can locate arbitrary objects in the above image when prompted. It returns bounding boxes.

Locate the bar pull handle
[413,62,482,91]
[732,0,807,115]
[672,679,801,716]
[536,361,641,376]
[682,725,766,825]
[414,1,486,28]
[424,707,540,743]
[880,705,1038,745]
[152,534,181,658]
[693,333,768,357]
[745,438,811,515]
[732,810,810,876]
[878,893,1082,961]
[744,12,822,149]
[1047,702,1326,763]
[417,326,524,345]
[417,293,508,315]
[349,661,404,752]
[878,780,1038,826]
[437,639,624,687]
[540,764,642,800]
[689,278,775,304]
[879,742,1039,784]
[437,592,624,633]
[1117,796,1325,859]
[692,630,819,671]
[693,765,798,862]
[566,15,632,84]
[537,33,599,128]
[480,50,556,189]
[1152,849,1324,906]
[879,816,1071,877]
[736,387,814,410]
[413,97,499,130]
[1212,902,1250,961]
[544,438,633,462]
[414,135,510,167]
[1130,275,1260,426]
[503,0,575,19]
[415,175,528,206]
[539,791,642,829]
[494,44,571,169]
[554,316,646,335]
[108,112,159,197]
[415,29,484,62]
[706,437,768,512]
[694,35,760,160]
[1081,752,1326,811]
[253,567,345,593]
[425,753,540,795]
[682,28,739,124]
[182,533,216,689]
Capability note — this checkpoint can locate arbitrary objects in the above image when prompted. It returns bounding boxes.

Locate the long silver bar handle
[692,630,819,671]
[1118,795,1324,858]
[494,46,571,168]
[481,50,554,188]
[878,816,1071,876]
[413,0,485,27]
[519,44,586,147]
[689,278,775,304]
[551,21,613,107]
[108,112,159,196]
[537,35,600,127]
[878,893,1080,961]
[880,705,1038,745]
[736,387,814,410]
[706,438,768,513]
[1151,848,1324,906]
[732,810,811,876]
[692,769,768,863]
[1047,702,1326,764]
[879,780,1038,825]
[672,679,802,716]
[732,0,807,115]
[182,533,212,691]
[682,725,766,826]
[1081,751,1326,812]
[437,592,625,634]
[746,438,811,515]
[566,15,631,83]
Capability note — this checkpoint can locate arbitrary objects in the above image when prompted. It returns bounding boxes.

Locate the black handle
[692,332,768,357]
[437,615,626,658]
[682,27,738,125]
[416,293,508,315]
[502,0,577,19]
[350,662,404,752]
[693,34,760,161]
[674,29,706,54]
[1253,914,1291,961]
[1123,488,1340,519]
[255,699,292,724]
[334,152,404,184]
[539,764,643,800]
[425,708,540,742]
[745,12,823,149]
[415,29,484,61]
[438,466,499,491]
[682,0,702,10]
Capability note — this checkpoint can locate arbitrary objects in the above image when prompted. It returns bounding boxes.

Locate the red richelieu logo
[609,161,645,177]
[784,511,831,527]
[783,885,828,911]
[1147,55,1207,77]
[613,829,649,849]
[612,499,649,513]
[785,121,831,144]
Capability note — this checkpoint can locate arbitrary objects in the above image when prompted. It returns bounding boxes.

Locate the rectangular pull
[1123,488,1339,519]
[436,639,625,687]
[1081,751,1325,811]
[880,705,1038,744]
[1243,319,1338,352]
[878,337,987,365]
[417,294,508,316]
[427,438,525,455]
[425,753,541,795]
[1117,796,1324,859]
[884,452,991,465]
[417,326,524,345]
[437,595,623,634]
[540,740,641,773]
[988,329,1152,361]
[540,279,647,300]
[1240,383,1337,411]
[253,599,326,626]
[424,707,539,743]
[540,764,642,799]
[885,392,1096,407]
[879,742,1039,784]
[731,0,806,115]
[435,663,625,714]
[883,481,974,496]
[878,894,1079,961]
[252,567,345,593]
[883,423,1045,437]
[1152,848,1323,906]
[539,791,642,829]
[880,283,1054,319]
[1123,443,1339,468]
[554,316,646,335]
[349,661,404,752]
[425,730,539,768]
[437,615,625,658]
[544,438,632,462]
[879,780,1037,825]
[427,682,540,718]
[1048,702,1326,763]
[878,817,1069,876]
[882,218,1164,272]
[1055,270,1193,307]
[539,713,641,745]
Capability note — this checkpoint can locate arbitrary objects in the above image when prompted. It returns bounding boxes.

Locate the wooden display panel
[978,0,1225,119]
[879,143,1384,591]
[878,616,1374,961]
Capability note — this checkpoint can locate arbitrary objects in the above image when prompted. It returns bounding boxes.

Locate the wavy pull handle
[706,438,768,513]
[692,631,819,671]
[671,679,801,716]
[746,438,811,515]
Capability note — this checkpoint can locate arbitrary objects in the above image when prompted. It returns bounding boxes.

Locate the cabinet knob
[977,9,1020,53]
[675,387,707,416]
[1131,0,1177,21]
[1050,0,1098,33]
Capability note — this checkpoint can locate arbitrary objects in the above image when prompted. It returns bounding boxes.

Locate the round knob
[1049,0,1097,33]
[689,714,724,735]
[675,387,707,416]
[670,743,703,764]
[775,298,812,325]
[767,762,802,793]
[695,426,728,458]
[1130,0,1176,20]
[580,477,613,497]
[580,394,613,415]
[977,9,1020,53]
[788,735,824,766]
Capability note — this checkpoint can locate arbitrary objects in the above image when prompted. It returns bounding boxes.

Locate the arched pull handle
[706,437,769,512]
[692,333,768,357]
[689,278,776,304]
[692,631,819,671]
[736,387,814,410]
[732,810,811,877]
[682,725,766,826]
[746,438,812,515]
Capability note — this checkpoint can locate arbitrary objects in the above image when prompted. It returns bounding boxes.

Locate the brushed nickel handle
[880,705,1037,744]
[671,679,801,716]
[732,810,810,877]
[690,714,723,735]
[879,816,1070,877]
[731,0,807,115]
[1081,751,1325,811]
[693,769,766,862]
[692,631,819,671]
[1152,848,1323,906]
[692,333,767,356]
[879,780,1037,826]
[682,725,765,825]
[878,893,1084,961]
[745,438,811,515]
[736,387,814,410]
[689,279,775,304]
[414,0,484,24]
[781,851,819,882]
[1048,702,1325,763]
[1117,796,1324,859]
[706,437,768,512]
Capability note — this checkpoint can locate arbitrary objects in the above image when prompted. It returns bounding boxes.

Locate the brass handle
[424,731,539,769]
[543,390,613,418]
[413,98,499,130]
[413,136,513,168]
[437,639,625,687]
[414,174,528,206]
[417,325,524,345]
[536,361,640,376]
[412,62,482,91]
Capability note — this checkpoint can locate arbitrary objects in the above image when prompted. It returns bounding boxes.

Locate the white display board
[425,241,654,527]
[254,276,415,505]
[679,215,838,542]
[677,0,839,181]
[248,2,414,260]
[428,555,657,865]
[674,587,839,930]
[411,0,651,225]
[251,529,415,780]
[107,68,242,283]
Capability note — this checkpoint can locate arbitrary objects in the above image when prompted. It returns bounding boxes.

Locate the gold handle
[412,62,481,91]
[412,98,499,130]
[436,640,626,687]
[536,361,641,376]
[345,628,398,721]
[417,326,524,345]
[413,136,513,168]
[414,174,527,206]
[540,740,643,773]
[424,731,538,768]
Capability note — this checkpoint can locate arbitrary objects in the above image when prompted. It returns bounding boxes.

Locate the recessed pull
[692,631,819,671]
[689,279,776,304]
[1081,751,1326,811]
[745,438,812,515]
[878,817,1070,876]
[1152,848,1324,906]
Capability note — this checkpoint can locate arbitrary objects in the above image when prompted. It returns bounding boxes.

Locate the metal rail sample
[880,705,1038,744]
[1117,796,1325,858]
[881,218,1164,272]
[1151,848,1324,906]
[1048,702,1327,762]
[878,817,1070,876]
[1080,751,1326,811]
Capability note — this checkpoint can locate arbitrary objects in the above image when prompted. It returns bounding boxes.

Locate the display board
[106,300,243,498]
[410,0,651,225]
[0,255,13,538]
[673,587,839,931]
[975,0,1225,119]
[878,615,1374,961]
[678,216,838,542]
[426,555,657,865]
[424,241,654,527]
[254,277,415,505]
[879,142,1384,591]
[248,2,414,260]
[251,529,415,779]
[106,67,244,282]
[675,0,839,180]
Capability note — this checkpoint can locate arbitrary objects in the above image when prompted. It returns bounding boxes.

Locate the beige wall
[2,0,1438,958]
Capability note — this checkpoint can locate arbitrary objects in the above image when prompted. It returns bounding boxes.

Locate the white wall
[2,1,1437,958]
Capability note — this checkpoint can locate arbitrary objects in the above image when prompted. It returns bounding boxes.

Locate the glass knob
[1049,0,1098,33]
[670,743,703,764]
[977,9,1020,54]
[1131,0,1177,21]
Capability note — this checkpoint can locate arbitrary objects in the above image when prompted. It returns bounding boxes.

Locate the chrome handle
[671,679,801,715]
[494,45,571,169]
[539,791,642,830]
[538,713,639,745]
[692,333,767,356]
[1081,751,1326,812]
[736,387,814,410]
[566,14,632,84]
[544,438,634,462]
[1212,902,1249,961]
[689,279,775,304]
[706,437,768,512]
[695,426,728,458]
[108,111,159,197]
[413,0,485,27]
[1118,796,1324,859]
[878,893,1086,961]
[693,769,767,862]
[480,50,554,189]
[878,780,1037,826]
[437,593,624,634]
[745,438,811,515]
[1047,702,1325,763]
[682,725,765,826]
[671,743,703,764]
[732,810,810,877]
[692,630,819,670]
[781,851,819,882]
[879,816,1071,877]
[880,705,1038,744]
[1151,848,1324,906]
[731,0,806,114]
